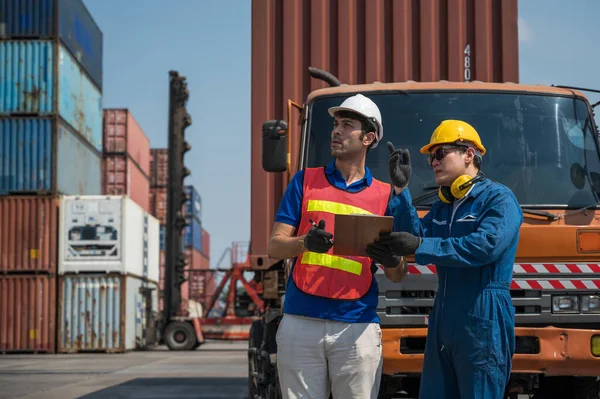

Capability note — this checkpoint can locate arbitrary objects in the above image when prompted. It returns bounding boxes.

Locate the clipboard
[332,214,394,257]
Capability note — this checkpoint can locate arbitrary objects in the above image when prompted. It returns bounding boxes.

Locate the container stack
[102,109,151,212]
[57,195,161,353]
[0,0,103,354]
[149,149,212,314]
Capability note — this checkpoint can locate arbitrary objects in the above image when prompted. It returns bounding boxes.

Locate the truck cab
[258,75,600,398]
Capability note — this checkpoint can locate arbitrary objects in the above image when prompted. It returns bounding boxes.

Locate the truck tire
[248,320,264,399]
[164,321,197,351]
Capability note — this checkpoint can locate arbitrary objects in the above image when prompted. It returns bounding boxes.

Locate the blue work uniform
[389,178,523,399]
[275,161,395,323]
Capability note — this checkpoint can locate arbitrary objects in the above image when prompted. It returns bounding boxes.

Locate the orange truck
[247,1,600,398]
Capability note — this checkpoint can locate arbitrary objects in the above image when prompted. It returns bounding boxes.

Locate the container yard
[1,1,599,399]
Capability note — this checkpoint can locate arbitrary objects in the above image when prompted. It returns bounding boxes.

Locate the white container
[59,195,160,283]
[57,273,160,353]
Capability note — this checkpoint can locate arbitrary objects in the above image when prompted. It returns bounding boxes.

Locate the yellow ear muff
[450,175,474,200]
[437,174,484,204]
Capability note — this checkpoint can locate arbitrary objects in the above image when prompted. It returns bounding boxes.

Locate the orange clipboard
[332,214,394,257]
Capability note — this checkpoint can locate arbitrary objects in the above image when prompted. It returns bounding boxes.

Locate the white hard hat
[328,93,383,149]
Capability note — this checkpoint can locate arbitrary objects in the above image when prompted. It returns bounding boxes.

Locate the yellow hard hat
[420,120,486,156]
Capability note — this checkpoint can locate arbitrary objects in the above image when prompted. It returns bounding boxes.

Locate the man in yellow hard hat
[366,120,523,399]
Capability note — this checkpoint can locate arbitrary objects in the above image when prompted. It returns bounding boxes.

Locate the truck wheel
[164,321,197,351]
[248,320,264,398]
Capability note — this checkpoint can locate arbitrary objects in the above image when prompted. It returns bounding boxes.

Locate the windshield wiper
[520,207,562,221]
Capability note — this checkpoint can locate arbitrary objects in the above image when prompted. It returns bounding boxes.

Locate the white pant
[276,314,383,399]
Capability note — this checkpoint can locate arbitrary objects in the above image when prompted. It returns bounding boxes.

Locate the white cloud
[518,18,533,43]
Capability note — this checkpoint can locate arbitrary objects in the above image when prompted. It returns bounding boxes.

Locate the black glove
[304,220,334,253]
[377,231,421,256]
[387,142,412,189]
[366,241,403,268]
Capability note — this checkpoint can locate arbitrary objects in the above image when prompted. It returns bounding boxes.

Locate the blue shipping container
[0,0,103,90]
[0,117,101,195]
[0,41,103,152]
[184,218,202,253]
[184,185,202,222]
[160,225,193,252]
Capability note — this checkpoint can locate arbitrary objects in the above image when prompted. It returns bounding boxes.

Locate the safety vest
[292,167,391,300]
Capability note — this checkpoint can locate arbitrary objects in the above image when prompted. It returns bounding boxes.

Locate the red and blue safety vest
[292,167,391,300]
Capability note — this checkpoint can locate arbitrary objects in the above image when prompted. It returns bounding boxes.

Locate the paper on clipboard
[332,214,394,257]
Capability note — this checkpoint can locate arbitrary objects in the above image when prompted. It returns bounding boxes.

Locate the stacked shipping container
[57,195,160,352]
[0,0,103,354]
[102,109,151,212]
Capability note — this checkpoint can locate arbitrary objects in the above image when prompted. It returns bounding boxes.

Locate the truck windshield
[305,91,600,208]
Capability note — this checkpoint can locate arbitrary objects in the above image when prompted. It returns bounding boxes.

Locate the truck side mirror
[262,120,289,172]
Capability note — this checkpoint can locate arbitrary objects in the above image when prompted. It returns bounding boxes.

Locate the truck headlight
[552,295,580,313]
[582,295,600,314]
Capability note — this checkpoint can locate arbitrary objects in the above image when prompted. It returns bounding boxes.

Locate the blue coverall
[390,178,523,399]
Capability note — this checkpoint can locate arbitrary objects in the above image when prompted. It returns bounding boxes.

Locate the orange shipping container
[150,149,168,187]
[103,109,151,176]
[249,0,519,266]
[186,248,210,270]
[102,154,151,213]
[0,275,56,353]
[0,197,59,273]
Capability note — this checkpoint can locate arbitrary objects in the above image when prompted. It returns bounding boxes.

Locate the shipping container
[0,274,56,353]
[0,117,101,195]
[149,148,168,187]
[0,42,103,151]
[249,0,519,266]
[102,154,150,213]
[0,196,59,273]
[0,0,103,89]
[185,248,209,270]
[103,109,150,176]
[57,274,158,353]
[58,195,160,283]
[201,228,210,259]
[188,269,216,306]
[184,185,202,222]
[159,224,185,252]
[184,218,202,253]
[150,187,167,224]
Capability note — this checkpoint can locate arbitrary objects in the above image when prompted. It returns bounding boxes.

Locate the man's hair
[334,110,378,152]
[455,145,482,170]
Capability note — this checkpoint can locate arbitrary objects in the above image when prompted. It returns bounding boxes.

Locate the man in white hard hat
[268,93,408,399]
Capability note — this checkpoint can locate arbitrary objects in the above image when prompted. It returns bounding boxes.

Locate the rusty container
[250,0,519,268]
[57,273,159,353]
[102,154,151,213]
[103,109,151,176]
[0,274,57,353]
[150,149,168,187]
[0,196,59,273]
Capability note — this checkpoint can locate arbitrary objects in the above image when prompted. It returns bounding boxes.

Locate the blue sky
[83,0,600,267]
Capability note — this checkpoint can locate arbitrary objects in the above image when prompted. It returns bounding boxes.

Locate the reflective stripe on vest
[292,167,391,300]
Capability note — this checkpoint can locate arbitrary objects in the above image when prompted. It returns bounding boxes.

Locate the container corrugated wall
[201,228,210,259]
[250,0,519,266]
[58,274,123,353]
[150,148,168,187]
[0,275,57,353]
[184,218,202,253]
[0,196,59,273]
[102,154,150,212]
[0,0,103,90]
[103,109,151,176]
[0,41,55,114]
[0,41,102,152]
[0,118,101,195]
[58,45,102,151]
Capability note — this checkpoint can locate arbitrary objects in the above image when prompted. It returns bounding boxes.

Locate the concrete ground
[0,341,538,399]
[0,341,248,399]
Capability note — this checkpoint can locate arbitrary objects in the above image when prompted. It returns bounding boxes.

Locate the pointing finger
[387,141,396,154]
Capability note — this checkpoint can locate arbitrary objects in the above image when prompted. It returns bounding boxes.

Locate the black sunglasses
[427,144,470,166]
